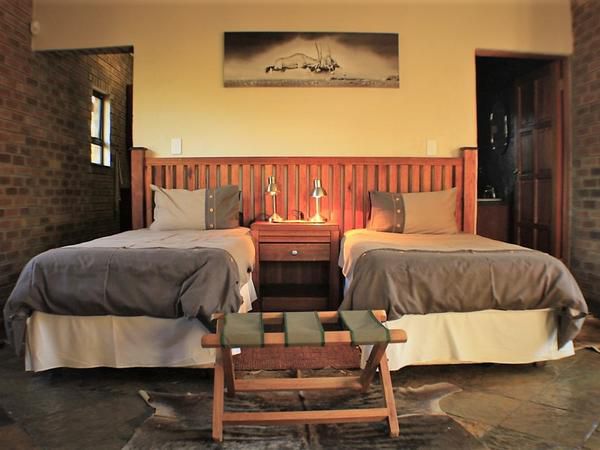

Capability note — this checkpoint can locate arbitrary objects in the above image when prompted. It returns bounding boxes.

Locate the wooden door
[514,61,563,257]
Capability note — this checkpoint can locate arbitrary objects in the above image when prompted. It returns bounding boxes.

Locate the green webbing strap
[220,313,264,348]
[284,312,325,347]
[339,310,391,345]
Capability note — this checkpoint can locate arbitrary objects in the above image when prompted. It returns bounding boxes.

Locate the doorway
[475,53,569,259]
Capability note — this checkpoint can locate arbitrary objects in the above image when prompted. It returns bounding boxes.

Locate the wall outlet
[171,137,182,155]
[426,139,438,156]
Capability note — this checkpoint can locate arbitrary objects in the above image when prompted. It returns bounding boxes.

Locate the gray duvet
[4,246,242,354]
[339,231,588,348]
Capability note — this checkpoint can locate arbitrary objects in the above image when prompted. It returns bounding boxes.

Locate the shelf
[261,297,329,312]
[261,284,328,299]
[260,283,330,312]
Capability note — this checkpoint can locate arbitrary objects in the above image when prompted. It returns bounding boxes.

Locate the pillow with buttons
[150,184,240,231]
[367,188,457,234]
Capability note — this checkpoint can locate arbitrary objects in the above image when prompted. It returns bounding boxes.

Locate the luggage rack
[201,310,407,442]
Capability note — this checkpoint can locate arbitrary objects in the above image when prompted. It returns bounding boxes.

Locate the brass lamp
[309,179,327,223]
[265,176,283,222]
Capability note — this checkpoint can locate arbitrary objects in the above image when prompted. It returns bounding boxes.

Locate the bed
[339,200,587,370]
[4,227,256,372]
[4,171,257,371]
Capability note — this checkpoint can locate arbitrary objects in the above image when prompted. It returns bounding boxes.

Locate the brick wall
[571,0,600,312]
[0,0,133,305]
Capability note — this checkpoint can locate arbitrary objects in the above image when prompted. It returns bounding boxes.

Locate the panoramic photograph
[224,31,400,87]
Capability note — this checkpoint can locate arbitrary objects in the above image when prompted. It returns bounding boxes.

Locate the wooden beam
[130,147,147,229]
[202,329,406,348]
[475,49,563,60]
[222,408,390,425]
[216,317,236,398]
[210,310,387,324]
[212,348,225,442]
[461,147,478,233]
[379,355,399,437]
[235,376,363,392]
[142,156,463,165]
[359,343,388,391]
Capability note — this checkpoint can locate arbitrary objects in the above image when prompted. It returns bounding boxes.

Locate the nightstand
[250,222,340,312]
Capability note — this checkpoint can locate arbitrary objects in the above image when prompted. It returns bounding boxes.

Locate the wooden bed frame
[131,147,478,234]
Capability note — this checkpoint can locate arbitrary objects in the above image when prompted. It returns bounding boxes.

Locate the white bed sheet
[25,281,256,372]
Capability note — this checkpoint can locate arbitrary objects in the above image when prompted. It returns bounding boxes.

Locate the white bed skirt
[368,308,574,371]
[26,287,574,372]
[25,282,256,372]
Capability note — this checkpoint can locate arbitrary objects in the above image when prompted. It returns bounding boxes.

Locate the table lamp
[265,176,283,222]
[309,179,327,223]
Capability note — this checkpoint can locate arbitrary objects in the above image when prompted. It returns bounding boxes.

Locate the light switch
[171,137,182,155]
[426,139,438,156]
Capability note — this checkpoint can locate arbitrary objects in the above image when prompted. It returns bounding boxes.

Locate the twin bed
[22,228,256,371]
[4,148,587,372]
[340,230,585,370]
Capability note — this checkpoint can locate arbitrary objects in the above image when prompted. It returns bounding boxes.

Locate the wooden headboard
[131,148,478,234]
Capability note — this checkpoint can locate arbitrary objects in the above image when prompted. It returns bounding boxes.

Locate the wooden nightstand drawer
[260,243,330,261]
[258,231,331,243]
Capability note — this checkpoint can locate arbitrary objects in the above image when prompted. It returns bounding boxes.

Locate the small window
[90,91,111,166]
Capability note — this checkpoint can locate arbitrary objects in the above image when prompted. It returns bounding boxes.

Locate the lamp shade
[311,179,327,198]
[266,176,279,195]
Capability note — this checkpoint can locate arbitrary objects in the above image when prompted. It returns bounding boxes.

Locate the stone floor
[0,344,599,449]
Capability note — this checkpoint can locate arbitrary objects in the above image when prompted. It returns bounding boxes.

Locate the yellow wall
[32,0,573,157]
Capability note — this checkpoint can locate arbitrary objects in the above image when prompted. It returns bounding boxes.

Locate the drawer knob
[290,250,299,256]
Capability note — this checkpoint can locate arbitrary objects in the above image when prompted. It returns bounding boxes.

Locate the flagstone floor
[0,343,599,449]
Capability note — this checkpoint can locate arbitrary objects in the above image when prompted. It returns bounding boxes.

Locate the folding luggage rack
[201,310,407,442]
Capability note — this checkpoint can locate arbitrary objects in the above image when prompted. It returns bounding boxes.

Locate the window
[90,90,111,166]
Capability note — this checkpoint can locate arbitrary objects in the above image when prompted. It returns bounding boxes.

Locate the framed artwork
[224,32,399,88]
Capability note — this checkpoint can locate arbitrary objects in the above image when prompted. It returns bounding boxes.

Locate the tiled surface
[0,404,14,427]
[584,427,600,450]
[0,423,37,450]
[439,391,521,426]
[0,346,599,449]
[499,401,597,448]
